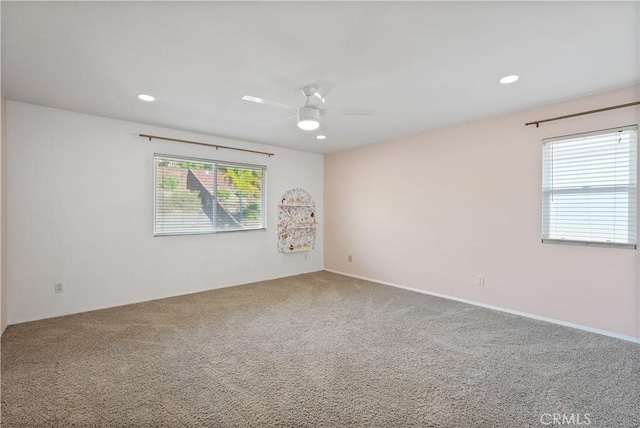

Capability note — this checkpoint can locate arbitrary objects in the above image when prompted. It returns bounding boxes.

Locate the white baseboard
[324,269,640,344]
[8,269,324,326]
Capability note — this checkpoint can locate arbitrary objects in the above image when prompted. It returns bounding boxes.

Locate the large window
[154,154,266,236]
[542,125,637,248]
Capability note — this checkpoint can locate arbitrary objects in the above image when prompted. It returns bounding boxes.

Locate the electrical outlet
[348,255,352,262]
[54,283,64,294]
[476,275,485,286]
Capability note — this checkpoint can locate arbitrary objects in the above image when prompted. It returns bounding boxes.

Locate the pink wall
[325,85,640,339]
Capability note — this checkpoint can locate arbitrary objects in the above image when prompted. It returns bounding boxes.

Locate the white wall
[325,85,639,340]
[7,101,324,324]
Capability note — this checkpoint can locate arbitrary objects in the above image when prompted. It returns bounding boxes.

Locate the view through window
[154,155,266,236]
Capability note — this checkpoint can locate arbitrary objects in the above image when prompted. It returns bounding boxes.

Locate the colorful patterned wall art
[277,188,317,253]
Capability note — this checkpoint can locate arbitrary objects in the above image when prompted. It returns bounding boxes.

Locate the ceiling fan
[242,84,375,131]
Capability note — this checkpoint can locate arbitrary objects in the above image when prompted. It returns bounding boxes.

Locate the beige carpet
[2,271,639,427]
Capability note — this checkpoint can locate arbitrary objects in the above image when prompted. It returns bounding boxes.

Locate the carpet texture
[1,271,639,427]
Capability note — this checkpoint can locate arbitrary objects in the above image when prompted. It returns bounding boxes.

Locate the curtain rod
[139,134,275,157]
[525,101,640,128]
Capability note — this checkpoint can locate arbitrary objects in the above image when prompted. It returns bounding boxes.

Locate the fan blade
[314,81,336,103]
[260,112,296,126]
[241,95,298,110]
[320,108,375,116]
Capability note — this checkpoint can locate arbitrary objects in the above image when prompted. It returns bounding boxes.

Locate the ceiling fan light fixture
[298,119,320,131]
[297,107,320,131]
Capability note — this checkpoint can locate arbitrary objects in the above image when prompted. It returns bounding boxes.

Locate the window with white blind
[542,125,637,249]
[154,154,266,236]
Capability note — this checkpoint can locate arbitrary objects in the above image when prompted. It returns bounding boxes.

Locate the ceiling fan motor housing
[297,106,320,130]
[298,106,319,122]
[302,85,318,98]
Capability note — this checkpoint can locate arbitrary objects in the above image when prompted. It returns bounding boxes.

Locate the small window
[542,125,637,248]
[154,155,266,236]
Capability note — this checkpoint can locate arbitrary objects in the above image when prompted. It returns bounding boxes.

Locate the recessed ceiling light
[316,135,326,140]
[137,94,156,102]
[499,75,519,84]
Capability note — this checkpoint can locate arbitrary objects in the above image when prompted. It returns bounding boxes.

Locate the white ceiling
[2,1,638,154]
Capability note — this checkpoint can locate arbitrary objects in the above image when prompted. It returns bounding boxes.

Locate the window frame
[153,153,267,237]
[541,125,637,249]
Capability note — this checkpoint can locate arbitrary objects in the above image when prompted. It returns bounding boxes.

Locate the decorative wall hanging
[277,188,317,253]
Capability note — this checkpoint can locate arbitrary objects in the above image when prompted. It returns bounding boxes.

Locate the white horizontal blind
[154,155,266,236]
[216,163,266,232]
[542,125,637,248]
